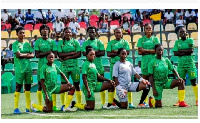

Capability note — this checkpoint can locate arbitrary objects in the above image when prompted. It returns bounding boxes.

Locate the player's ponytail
[86,46,94,55]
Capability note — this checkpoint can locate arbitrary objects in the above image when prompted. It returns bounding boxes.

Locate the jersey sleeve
[106,41,112,52]
[112,62,119,77]
[34,39,40,51]
[124,40,130,50]
[173,40,179,52]
[55,64,61,74]
[52,40,57,51]
[75,40,81,52]
[98,40,105,51]
[188,38,194,48]
[57,40,63,52]
[81,41,86,52]
[154,36,160,44]
[148,59,154,74]
[131,63,137,76]
[40,65,46,80]
[81,62,88,74]
[137,38,143,48]
[166,58,174,71]
[12,42,18,54]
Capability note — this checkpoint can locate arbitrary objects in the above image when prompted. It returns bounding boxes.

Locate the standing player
[57,27,82,111]
[113,48,150,109]
[148,44,189,107]
[82,26,108,108]
[34,24,58,111]
[71,46,116,110]
[173,27,198,106]
[136,23,160,108]
[13,27,34,114]
[106,28,134,108]
[31,52,76,113]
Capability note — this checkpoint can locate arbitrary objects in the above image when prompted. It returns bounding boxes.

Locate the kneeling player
[31,52,75,113]
[112,48,150,109]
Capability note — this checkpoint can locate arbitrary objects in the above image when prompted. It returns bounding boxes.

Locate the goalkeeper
[112,48,150,109]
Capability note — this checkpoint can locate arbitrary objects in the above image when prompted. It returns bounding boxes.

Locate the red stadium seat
[24,24,33,31]
[90,21,98,28]
[34,24,42,30]
[110,20,120,27]
[89,15,99,22]
[65,23,69,27]
[47,23,53,30]
[143,19,151,26]
[79,22,87,29]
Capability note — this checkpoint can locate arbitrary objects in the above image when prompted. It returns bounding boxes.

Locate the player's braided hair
[154,43,162,51]
[117,48,126,55]
[144,23,153,35]
[39,24,50,36]
[16,26,25,34]
[87,26,97,32]
[86,45,94,55]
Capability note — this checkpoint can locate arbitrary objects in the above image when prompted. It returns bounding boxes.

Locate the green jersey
[12,40,34,73]
[137,36,160,74]
[82,38,105,74]
[106,39,130,64]
[34,38,57,80]
[58,39,81,67]
[40,64,61,93]
[173,38,195,68]
[82,60,98,89]
[148,57,174,84]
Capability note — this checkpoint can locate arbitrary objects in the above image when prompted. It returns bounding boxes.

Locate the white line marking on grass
[28,113,197,118]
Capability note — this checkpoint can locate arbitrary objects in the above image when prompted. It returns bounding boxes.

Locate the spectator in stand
[121,16,131,35]
[185,9,196,26]
[34,9,46,24]
[99,9,110,22]
[120,9,131,16]
[55,9,67,23]
[25,9,35,24]
[133,9,143,28]
[46,9,56,23]
[8,15,20,32]
[78,33,85,46]
[19,16,26,27]
[99,18,108,33]
[164,9,174,24]
[55,35,60,46]
[174,9,184,21]
[69,17,80,34]
[175,15,186,34]
[1,9,11,23]
[150,9,162,25]
[2,20,11,31]
[140,9,152,19]
[66,9,76,22]
[160,9,165,20]
[110,9,121,24]
[78,9,89,27]
[1,44,14,70]
[89,9,100,16]
[15,9,24,22]
[53,16,64,36]
[31,35,38,48]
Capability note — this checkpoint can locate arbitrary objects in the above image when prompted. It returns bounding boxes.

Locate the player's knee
[15,84,22,92]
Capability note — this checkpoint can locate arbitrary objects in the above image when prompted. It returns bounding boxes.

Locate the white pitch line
[28,113,197,118]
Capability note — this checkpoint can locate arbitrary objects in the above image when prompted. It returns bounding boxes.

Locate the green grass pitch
[1,85,198,119]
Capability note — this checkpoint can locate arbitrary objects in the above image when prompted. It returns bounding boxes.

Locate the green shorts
[61,66,80,83]
[154,79,173,100]
[82,82,103,101]
[15,72,33,85]
[42,85,61,101]
[178,67,197,80]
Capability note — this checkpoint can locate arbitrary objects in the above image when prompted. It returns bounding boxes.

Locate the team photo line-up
[9,23,197,114]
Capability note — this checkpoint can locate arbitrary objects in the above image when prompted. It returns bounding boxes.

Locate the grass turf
[1,85,198,119]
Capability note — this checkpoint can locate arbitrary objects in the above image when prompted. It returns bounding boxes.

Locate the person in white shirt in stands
[55,9,67,23]
[53,16,64,36]
[120,9,131,16]
[77,33,85,47]
[134,61,142,81]
[174,9,184,20]
[78,9,89,27]
[66,9,76,22]
[99,9,110,22]
[164,9,174,24]
[99,18,108,33]
[15,9,24,22]
[34,9,46,24]
[185,9,196,26]
[175,15,186,34]
[1,9,11,23]
[69,17,80,34]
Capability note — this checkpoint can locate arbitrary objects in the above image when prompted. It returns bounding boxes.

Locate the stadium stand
[25,30,32,38]
[34,23,43,30]
[24,24,33,31]
[165,24,175,31]
[1,31,9,39]
[1,72,13,93]
[77,28,86,35]
[168,33,178,41]
[156,33,167,41]
[32,30,41,37]
[31,62,38,71]
[187,23,197,30]
[4,63,14,72]
[154,24,164,32]
[1,40,7,48]
[102,58,110,67]
[10,31,18,38]
[79,22,87,29]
